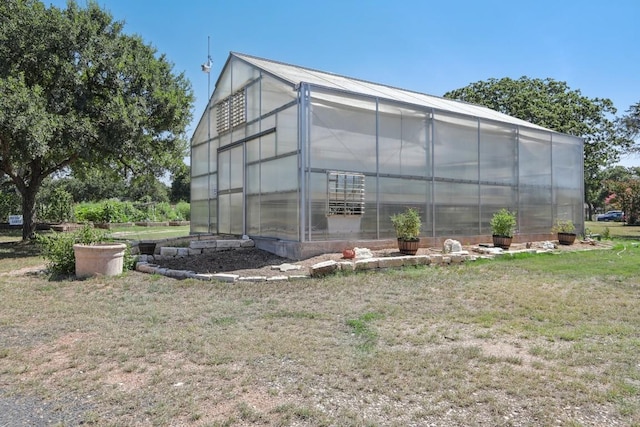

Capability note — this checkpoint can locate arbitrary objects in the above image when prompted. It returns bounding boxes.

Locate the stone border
[133,237,556,283]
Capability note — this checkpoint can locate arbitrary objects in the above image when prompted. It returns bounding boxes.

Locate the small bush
[74,202,103,223]
[0,191,21,220]
[38,187,75,223]
[173,201,190,221]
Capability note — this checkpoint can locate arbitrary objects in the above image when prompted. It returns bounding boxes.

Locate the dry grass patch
[1,244,639,425]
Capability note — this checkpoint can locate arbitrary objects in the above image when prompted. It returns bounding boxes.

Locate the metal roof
[232,52,551,132]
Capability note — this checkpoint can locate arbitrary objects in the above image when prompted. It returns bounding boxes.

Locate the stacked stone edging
[134,237,555,282]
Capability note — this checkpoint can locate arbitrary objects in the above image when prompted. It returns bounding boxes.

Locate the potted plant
[390,207,422,255]
[552,219,576,245]
[490,209,516,250]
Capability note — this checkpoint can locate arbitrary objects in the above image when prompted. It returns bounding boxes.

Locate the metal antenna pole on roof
[201,36,213,233]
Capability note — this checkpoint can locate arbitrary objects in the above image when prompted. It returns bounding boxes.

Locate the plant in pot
[37,224,132,278]
[490,209,516,250]
[390,207,422,255]
[552,219,576,245]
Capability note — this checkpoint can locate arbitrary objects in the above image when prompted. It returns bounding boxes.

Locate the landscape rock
[309,260,339,277]
[443,239,463,254]
[354,247,373,259]
[272,263,302,272]
[212,273,239,282]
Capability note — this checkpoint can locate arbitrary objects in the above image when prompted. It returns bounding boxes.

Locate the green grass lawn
[0,237,639,425]
[585,220,640,239]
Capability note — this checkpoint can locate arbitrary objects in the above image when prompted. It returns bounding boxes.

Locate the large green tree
[0,0,193,239]
[443,77,632,220]
[619,102,640,142]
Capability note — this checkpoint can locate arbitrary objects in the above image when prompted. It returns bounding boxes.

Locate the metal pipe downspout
[298,83,309,242]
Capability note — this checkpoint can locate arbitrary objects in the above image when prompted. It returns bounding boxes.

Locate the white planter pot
[73,243,127,278]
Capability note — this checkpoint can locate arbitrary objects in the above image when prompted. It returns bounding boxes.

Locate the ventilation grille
[215,89,246,134]
[327,172,365,216]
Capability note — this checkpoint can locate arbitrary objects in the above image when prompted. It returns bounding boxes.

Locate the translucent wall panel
[246,81,260,122]
[208,138,219,174]
[246,122,260,138]
[218,194,231,234]
[277,106,298,155]
[434,114,478,181]
[552,133,583,228]
[261,155,298,193]
[218,132,231,150]
[379,177,430,238]
[191,143,209,177]
[230,146,243,189]
[218,193,242,235]
[207,199,217,232]
[261,74,296,116]
[231,126,246,142]
[519,186,552,233]
[246,163,260,195]
[434,182,479,235]
[191,175,209,201]
[553,134,582,190]
[246,194,260,235]
[378,102,430,177]
[246,137,260,163]
[230,192,243,235]
[218,150,230,191]
[555,188,581,225]
[307,171,331,238]
[357,175,381,240]
[190,200,209,233]
[309,93,377,173]
[480,185,517,235]
[261,132,276,159]
[211,67,231,105]
[209,172,217,199]
[255,192,298,240]
[479,121,517,184]
[519,128,551,186]
[231,58,259,93]
[191,117,209,145]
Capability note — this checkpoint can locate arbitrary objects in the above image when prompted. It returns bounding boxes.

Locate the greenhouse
[190,52,584,259]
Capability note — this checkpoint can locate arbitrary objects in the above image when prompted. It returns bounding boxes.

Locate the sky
[47,0,640,166]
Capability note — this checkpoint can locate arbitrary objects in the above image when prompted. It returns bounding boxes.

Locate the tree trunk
[21,186,38,241]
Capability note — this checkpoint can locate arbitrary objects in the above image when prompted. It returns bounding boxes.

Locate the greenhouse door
[217,145,244,235]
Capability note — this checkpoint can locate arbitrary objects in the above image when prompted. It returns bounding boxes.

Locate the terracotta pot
[73,243,126,278]
[492,235,512,250]
[398,238,420,255]
[342,248,355,259]
[557,232,576,246]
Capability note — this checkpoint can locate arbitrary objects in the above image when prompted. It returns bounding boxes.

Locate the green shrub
[37,187,75,223]
[74,202,103,223]
[74,200,145,223]
[155,202,173,221]
[0,191,21,221]
[173,201,190,221]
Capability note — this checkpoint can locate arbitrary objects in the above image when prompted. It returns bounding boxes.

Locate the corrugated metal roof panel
[233,52,550,131]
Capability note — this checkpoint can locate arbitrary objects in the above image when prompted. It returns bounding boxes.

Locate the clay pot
[342,248,355,259]
[73,243,126,278]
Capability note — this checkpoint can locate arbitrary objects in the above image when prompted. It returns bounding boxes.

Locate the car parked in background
[596,210,624,222]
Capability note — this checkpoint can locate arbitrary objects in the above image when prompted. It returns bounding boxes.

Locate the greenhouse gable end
[190,52,584,259]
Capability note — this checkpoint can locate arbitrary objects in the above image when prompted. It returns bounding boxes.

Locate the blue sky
[47,0,640,165]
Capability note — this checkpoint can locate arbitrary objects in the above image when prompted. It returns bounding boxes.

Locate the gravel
[0,390,94,426]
